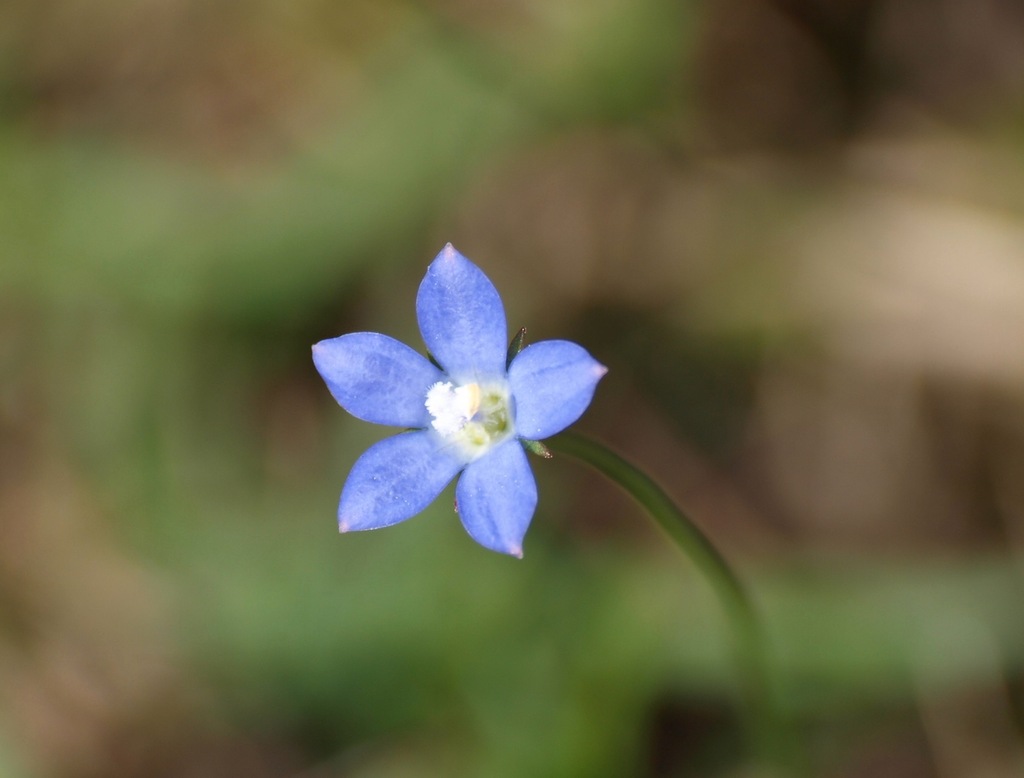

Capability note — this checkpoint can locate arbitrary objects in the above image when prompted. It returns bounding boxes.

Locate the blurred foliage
[3,0,1024,776]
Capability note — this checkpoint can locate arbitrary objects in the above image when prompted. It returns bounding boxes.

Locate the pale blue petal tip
[455,440,537,556]
[313,333,442,428]
[508,340,607,440]
[338,432,462,532]
[417,244,508,379]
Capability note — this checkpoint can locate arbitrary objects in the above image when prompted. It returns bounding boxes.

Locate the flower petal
[313,333,443,427]
[508,340,607,440]
[455,439,537,557]
[339,431,463,531]
[416,244,507,380]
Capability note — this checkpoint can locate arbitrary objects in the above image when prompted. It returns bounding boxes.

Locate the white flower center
[425,380,514,459]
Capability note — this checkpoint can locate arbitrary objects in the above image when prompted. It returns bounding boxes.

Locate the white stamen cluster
[425,381,480,436]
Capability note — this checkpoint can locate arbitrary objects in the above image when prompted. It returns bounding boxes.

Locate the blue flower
[312,244,607,557]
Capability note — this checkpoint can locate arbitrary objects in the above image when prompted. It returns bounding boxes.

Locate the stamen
[425,381,479,436]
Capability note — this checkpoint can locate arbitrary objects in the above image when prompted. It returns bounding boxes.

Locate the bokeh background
[3,0,1024,776]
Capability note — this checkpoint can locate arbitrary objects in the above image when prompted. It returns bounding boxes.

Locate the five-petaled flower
[312,244,607,556]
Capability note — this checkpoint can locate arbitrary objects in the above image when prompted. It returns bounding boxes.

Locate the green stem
[547,431,788,770]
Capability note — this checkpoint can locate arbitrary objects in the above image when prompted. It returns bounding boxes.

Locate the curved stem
[547,431,789,770]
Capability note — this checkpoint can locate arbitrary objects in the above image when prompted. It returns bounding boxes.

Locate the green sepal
[506,327,527,369]
[521,438,552,459]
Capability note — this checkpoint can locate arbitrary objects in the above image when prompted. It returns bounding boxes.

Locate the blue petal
[455,439,537,557]
[508,340,607,440]
[339,431,463,531]
[416,244,507,381]
[313,333,443,427]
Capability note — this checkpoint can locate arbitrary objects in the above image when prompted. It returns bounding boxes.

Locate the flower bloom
[312,244,606,556]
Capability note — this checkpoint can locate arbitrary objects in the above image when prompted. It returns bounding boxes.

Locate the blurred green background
[3,1,1024,776]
